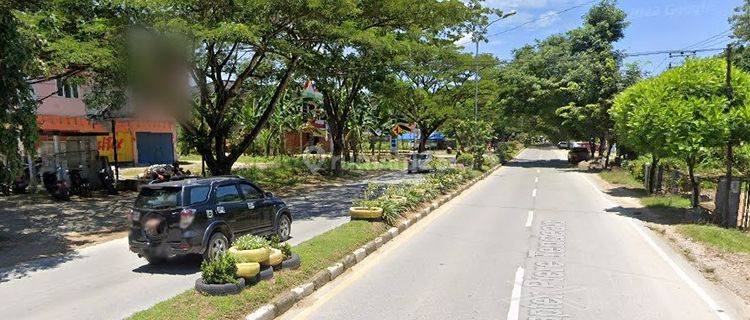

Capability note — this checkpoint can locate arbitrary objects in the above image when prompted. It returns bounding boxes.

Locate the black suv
[128,176,292,263]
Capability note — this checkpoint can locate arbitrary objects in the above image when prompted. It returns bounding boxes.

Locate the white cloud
[455,32,475,46]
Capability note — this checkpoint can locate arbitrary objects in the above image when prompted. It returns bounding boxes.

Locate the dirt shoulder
[586,171,750,306]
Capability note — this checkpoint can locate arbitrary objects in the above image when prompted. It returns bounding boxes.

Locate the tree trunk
[687,157,699,208]
[343,131,351,162]
[604,139,614,169]
[598,136,606,157]
[589,138,596,158]
[648,155,660,194]
[329,123,345,175]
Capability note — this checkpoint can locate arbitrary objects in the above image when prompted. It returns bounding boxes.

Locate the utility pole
[722,44,734,227]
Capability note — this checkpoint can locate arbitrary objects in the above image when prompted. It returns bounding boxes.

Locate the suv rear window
[136,187,182,209]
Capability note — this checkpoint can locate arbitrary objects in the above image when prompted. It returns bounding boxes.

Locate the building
[32,78,179,178]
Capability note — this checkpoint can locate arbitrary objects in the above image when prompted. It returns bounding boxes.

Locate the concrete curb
[244,164,502,320]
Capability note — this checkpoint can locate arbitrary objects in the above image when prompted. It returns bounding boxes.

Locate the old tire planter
[280,253,301,270]
[259,265,274,280]
[236,262,261,279]
[349,207,383,219]
[195,278,245,296]
[229,247,270,263]
[262,248,284,267]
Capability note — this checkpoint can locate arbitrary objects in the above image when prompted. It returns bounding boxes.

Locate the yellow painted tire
[349,207,383,219]
[235,262,260,279]
[262,248,284,266]
[229,247,270,263]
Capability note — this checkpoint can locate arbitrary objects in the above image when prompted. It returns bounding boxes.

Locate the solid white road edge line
[525,211,534,227]
[506,266,525,320]
[578,173,732,320]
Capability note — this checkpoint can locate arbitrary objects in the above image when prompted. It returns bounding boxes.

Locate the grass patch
[641,194,691,210]
[342,160,407,171]
[598,168,642,189]
[677,224,750,254]
[129,221,387,320]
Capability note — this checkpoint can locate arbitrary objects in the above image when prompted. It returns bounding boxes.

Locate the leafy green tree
[0,3,38,185]
[301,0,480,174]
[386,45,481,153]
[612,58,750,207]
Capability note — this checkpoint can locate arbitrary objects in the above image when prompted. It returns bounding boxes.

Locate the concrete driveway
[0,171,420,320]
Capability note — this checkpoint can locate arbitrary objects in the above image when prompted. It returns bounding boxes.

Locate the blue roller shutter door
[136,132,175,164]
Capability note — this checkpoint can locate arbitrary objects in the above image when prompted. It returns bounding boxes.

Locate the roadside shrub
[200,253,238,285]
[270,235,293,258]
[233,234,270,251]
[456,153,473,167]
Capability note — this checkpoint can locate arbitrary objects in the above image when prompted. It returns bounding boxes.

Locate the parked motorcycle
[42,170,70,201]
[68,167,92,197]
[0,164,30,196]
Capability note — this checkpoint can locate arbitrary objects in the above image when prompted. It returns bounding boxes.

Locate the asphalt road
[0,171,420,320]
[280,147,750,320]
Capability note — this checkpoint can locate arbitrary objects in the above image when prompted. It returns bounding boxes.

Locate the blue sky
[466,0,743,76]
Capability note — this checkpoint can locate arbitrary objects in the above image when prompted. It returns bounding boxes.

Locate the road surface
[0,171,420,320]
[280,147,750,320]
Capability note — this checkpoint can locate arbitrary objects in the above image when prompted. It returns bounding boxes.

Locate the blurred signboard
[97,132,134,162]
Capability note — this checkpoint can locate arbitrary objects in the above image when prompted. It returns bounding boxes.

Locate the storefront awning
[37,115,110,136]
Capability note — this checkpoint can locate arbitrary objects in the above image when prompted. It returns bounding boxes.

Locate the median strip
[129,163,506,320]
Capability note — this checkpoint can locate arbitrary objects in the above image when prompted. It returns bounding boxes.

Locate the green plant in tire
[200,252,238,285]
[233,234,271,250]
[269,235,293,258]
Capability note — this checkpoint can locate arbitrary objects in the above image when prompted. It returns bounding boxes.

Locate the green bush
[200,253,238,285]
[270,235,293,258]
[456,153,473,167]
[233,234,270,251]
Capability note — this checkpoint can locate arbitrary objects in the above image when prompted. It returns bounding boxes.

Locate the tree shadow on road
[504,159,572,169]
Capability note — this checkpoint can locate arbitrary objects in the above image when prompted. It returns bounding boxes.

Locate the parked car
[557,141,570,149]
[567,147,591,165]
[128,176,292,264]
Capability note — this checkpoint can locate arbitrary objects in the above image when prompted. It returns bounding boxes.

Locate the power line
[623,47,725,58]
[681,29,732,50]
[488,0,598,38]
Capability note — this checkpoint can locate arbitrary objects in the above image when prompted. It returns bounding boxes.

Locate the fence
[644,164,750,229]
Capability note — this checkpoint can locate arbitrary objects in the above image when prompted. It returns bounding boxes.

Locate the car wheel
[276,215,291,241]
[204,232,230,261]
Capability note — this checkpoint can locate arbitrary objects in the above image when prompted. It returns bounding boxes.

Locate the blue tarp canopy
[397,131,445,141]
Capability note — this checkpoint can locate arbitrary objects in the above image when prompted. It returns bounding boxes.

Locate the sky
[466,0,744,76]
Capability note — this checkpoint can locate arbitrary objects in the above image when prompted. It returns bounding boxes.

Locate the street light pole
[473,11,516,120]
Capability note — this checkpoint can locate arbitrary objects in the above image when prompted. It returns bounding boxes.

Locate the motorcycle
[42,170,70,201]
[68,167,92,197]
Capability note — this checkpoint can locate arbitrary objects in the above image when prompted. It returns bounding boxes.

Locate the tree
[301,0,480,174]
[127,0,351,175]
[0,3,38,185]
[387,45,480,153]
[612,58,750,208]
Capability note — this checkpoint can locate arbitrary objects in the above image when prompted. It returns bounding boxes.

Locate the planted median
[129,162,502,320]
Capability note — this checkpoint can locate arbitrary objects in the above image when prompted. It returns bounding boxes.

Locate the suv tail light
[179,208,196,229]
